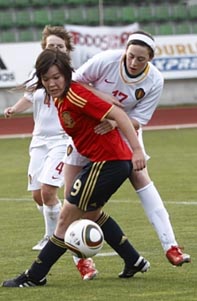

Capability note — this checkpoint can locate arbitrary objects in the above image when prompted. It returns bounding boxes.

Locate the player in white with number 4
[64,30,191,270]
[4,25,97,280]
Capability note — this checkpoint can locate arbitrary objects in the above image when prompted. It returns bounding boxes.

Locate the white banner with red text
[0,24,197,88]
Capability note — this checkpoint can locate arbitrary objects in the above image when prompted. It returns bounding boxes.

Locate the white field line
[96,252,117,257]
[0,133,32,139]
[0,197,196,205]
[144,123,197,131]
[0,123,197,139]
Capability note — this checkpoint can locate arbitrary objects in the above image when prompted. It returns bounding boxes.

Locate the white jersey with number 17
[72,49,164,126]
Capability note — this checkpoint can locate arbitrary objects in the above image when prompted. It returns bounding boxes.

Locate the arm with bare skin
[106,105,145,171]
[80,83,140,133]
[4,97,32,118]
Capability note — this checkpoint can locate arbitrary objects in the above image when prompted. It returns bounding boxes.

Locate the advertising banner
[1,26,197,88]
[65,23,139,68]
[154,34,197,79]
[68,26,197,79]
[0,42,41,88]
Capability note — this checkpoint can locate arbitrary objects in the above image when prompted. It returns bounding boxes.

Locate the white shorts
[63,136,89,166]
[63,128,150,167]
[28,138,68,191]
[122,127,150,161]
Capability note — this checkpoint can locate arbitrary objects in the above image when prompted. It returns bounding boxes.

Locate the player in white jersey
[64,30,191,270]
[4,25,97,280]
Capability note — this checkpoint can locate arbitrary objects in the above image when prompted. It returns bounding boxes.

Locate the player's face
[46,35,68,53]
[125,44,151,76]
[41,65,66,98]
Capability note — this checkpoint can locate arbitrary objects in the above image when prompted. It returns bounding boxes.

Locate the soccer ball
[64,219,104,258]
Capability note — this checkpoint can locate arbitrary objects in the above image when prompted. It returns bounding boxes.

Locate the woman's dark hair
[127,30,155,59]
[25,49,74,98]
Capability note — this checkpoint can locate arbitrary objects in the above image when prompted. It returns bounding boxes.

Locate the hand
[132,149,146,171]
[4,107,15,118]
[94,119,117,135]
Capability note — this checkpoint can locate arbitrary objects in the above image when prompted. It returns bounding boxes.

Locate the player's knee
[32,190,42,205]
[130,169,150,190]
[41,184,58,205]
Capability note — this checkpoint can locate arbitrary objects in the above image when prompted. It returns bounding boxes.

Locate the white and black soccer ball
[64,219,104,258]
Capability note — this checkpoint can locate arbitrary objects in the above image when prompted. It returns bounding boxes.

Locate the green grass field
[0,128,197,301]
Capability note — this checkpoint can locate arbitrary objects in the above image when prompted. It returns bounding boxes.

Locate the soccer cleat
[32,235,50,251]
[1,270,47,287]
[119,256,150,278]
[76,258,98,280]
[166,246,191,266]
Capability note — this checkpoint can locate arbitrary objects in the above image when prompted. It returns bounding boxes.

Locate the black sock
[96,212,139,266]
[28,235,67,281]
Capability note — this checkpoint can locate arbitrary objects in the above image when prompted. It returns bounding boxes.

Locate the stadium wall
[0,78,196,115]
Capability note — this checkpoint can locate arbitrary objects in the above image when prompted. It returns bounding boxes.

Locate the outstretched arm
[4,96,32,118]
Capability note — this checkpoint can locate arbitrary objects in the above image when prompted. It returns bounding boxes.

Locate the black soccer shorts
[67,160,132,211]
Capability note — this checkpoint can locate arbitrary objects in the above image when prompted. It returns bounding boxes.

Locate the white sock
[36,204,43,215]
[73,256,81,265]
[136,181,178,251]
[43,201,62,237]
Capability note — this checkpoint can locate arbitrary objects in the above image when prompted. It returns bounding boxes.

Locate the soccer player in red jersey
[2,49,150,287]
[66,30,190,267]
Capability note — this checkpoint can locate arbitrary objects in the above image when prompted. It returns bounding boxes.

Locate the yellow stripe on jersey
[54,97,64,109]
[100,105,113,121]
[79,161,105,211]
[67,88,87,108]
